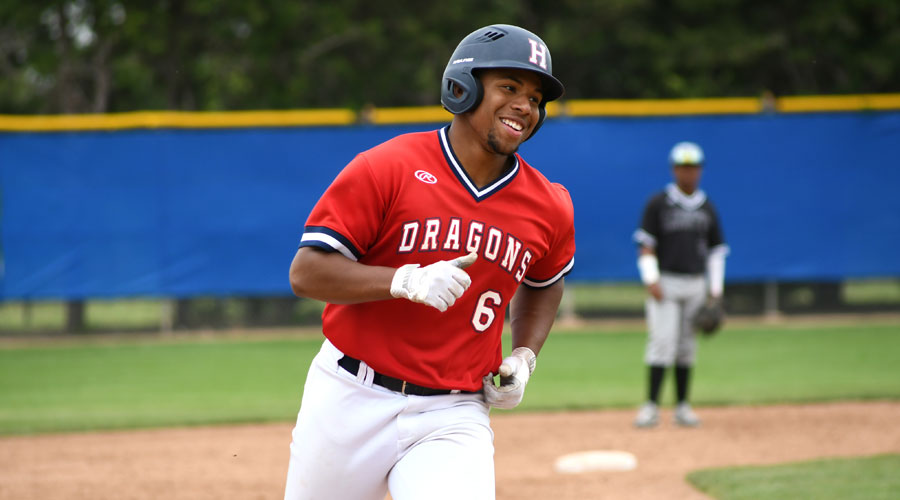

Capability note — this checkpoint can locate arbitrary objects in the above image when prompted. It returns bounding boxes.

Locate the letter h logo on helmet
[528,39,548,70]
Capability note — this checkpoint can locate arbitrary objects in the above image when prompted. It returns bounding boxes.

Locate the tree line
[1,0,898,115]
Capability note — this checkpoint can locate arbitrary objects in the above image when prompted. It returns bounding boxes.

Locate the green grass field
[526,322,900,410]
[1,321,898,435]
[687,453,900,500]
[1,320,898,500]
[0,337,318,434]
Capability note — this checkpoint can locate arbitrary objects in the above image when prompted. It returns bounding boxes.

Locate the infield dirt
[1,401,898,500]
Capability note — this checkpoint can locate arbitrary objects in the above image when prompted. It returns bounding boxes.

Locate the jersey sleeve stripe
[522,257,575,288]
[633,228,657,248]
[300,226,362,261]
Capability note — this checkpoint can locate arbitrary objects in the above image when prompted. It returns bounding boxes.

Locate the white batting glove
[390,252,478,312]
[482,347,536,409]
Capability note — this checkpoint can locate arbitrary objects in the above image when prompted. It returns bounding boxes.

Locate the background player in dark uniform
[632,141,728,427]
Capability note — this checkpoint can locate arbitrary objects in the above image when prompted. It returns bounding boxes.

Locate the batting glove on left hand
[483,347,536,409]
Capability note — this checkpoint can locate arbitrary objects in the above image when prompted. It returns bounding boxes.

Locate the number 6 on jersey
[472,290,502,332]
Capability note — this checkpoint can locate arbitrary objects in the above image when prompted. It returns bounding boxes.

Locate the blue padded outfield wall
[1,111,899,299]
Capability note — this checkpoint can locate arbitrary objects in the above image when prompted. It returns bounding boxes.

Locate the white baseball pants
[283,339,495,500]
[644,273,707,366]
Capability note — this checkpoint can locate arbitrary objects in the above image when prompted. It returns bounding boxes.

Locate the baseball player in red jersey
[283,25,575,500]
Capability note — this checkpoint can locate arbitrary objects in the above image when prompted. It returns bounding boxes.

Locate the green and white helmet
[669,141,705,165]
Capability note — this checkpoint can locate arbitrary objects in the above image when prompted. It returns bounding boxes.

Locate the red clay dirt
[1,401,898,500]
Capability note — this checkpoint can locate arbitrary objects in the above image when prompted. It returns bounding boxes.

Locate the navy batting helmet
[441,24,565,139]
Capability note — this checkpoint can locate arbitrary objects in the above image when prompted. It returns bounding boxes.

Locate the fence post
[160,299,174,335]
[558,286,581,326]
[764,280,781,322]
[66,300,86,333]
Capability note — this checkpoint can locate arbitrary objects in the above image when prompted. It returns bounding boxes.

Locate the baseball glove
[694,297,725,335]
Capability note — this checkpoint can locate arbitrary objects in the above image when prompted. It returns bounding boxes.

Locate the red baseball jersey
[300,126,575,391]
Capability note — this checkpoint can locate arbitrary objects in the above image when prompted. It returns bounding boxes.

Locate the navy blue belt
[337,355,477,396]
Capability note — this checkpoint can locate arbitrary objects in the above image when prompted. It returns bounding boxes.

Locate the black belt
[338,355,476,396]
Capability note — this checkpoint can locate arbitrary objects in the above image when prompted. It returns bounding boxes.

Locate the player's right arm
[289,247,395,304]
[638,246,663,301]
[289,247,478,312]
[634,196,663,301]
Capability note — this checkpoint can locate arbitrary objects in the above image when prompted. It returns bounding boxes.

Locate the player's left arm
[509,279,565,355]
[483,181,573,408]
[483,279,564,409]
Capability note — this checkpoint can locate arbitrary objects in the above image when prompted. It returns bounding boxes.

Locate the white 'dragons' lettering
[395,217,533,283]
[484,227,503,262]
[527,39,548,69]
[515,249,533,282]
[466,221,484,254]
[398,222,419,252]
[500,235,523,273]
[442,217,462,251]
[420,218,441,251]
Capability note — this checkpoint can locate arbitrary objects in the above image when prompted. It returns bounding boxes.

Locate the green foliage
[687,454,900,500]
[1,1,898,113]
[0,301,68,331]
[568,282,645,310]
[843,279,900,304]
[0,297,326,332]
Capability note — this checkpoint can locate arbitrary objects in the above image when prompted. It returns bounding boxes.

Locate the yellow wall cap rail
[1,94,898,132]
[0,109,357,132]
[565,97,763,116]
[776,94,900,112]
[367,106,451,124]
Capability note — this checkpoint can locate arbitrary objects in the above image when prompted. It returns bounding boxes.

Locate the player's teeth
[502,119,522,131]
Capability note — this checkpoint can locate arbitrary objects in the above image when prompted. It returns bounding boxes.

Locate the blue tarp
[2,111,899,299]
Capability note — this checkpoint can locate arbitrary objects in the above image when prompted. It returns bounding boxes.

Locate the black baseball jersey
[633,183,726,275]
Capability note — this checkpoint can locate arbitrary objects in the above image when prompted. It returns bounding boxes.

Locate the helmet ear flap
[470,75,484,112]
[441,71,483,114]
[526,105,547,141]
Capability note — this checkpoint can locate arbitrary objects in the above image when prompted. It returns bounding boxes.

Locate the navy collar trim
[438,126,519,202]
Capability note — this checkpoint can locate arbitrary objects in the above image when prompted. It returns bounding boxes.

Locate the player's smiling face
[470,68,543,156]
